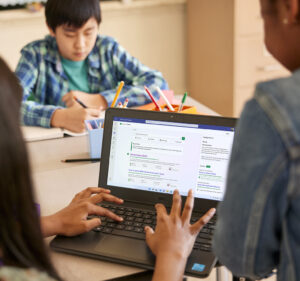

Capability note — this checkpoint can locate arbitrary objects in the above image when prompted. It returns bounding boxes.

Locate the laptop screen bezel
[99,108,237,211]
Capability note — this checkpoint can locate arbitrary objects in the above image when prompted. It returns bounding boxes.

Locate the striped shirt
[16,35,168,127]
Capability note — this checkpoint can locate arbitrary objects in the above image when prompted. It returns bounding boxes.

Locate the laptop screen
[107,117,235,201]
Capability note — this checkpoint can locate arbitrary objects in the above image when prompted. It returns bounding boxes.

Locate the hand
[62,90,108,110]
[145,189,216,281]
[41,187,124,237]
[51,106,101,133]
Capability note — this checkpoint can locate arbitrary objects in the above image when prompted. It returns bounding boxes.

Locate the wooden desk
[28,99,226,281]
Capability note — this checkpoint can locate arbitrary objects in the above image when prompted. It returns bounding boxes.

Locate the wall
[0,0,187,95]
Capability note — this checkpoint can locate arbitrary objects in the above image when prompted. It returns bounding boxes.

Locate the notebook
[50,108,237,278]
[21,126,88,142]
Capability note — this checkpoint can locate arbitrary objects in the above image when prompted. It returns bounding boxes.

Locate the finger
[87,108,101,117]
[61,94,69,103]
[181,189,194,224]
[155,203,167,221]
[190,208,216,234]
[144,226,154,242]
[170,189,182,218]
[89,204,123,222]
[83,217,101,232]
[90,193,124,205]
[74,187,111,201]
[81,187,111,198]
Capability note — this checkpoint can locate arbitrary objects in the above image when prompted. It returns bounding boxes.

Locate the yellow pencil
[111,81,125,107]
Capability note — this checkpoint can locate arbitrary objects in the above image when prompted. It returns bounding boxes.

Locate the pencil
[178,92,188,112]
[144,86,161,111]
[155,86,175,111]
[111,81,125,107]
[61,158,101,163]
[73,96,87,108]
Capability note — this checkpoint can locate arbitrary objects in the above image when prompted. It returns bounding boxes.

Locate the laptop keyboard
[88,204,215,253]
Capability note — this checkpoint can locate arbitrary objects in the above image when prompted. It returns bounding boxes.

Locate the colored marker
[111,81,125,107]
[86,122,93,130]
[144,86,161,111]
[178,92,188,112]
[155,86,175,111]
[123,98,129,108]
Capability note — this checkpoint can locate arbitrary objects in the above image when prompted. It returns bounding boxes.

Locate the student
[16,0,168,133]
[0,58,215,280]
[213,0,300,280]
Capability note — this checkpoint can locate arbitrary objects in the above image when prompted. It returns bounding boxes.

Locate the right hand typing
[51,106,101,133]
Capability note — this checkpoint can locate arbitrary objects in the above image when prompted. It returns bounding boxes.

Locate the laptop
[50,108,236,278]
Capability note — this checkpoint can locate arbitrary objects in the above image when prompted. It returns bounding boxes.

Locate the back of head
[0,58,61,280]
[45,0,101,31]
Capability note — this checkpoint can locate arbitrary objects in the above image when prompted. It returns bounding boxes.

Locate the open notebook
[21,126,87,142]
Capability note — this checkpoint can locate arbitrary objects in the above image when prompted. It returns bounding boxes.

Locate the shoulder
[254,71,300,111]
[20,35,56,56]
[93,35,122,54]
[0,266,57,281]
[253,70,300,143]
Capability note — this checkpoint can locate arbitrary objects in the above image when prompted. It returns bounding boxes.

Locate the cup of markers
[85,118,104,158]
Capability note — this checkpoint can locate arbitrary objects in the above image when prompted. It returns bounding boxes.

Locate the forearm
[152,253,187,281]
[22,102,61,128]
[40,215,62,237]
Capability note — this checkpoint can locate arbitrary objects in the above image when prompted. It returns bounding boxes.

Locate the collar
[44,35,102,74]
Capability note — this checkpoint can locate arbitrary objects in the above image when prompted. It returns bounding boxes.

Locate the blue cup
[85,119,104,158]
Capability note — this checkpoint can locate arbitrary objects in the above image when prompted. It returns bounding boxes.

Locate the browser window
[107,117,234,201]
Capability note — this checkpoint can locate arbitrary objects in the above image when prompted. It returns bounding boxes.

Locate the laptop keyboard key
[93,226,103,232]
[116,224,125,230]
[197,233,212,240]
[125,226,134,231]
[102,227,113,233]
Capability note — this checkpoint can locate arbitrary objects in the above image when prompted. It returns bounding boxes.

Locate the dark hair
[45,0,101,31]
[0,57,62,280]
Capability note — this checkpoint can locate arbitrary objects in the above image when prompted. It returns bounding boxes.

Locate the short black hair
[45,0,101,32]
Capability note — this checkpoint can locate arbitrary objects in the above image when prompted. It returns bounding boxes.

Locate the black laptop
[50,108,236,278]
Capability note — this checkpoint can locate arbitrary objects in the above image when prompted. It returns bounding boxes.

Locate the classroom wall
[0,0,187,95]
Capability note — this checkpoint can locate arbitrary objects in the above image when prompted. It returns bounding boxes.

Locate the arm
[40,187,123,237]
[101,39,169,107]
[145,190,216,281]
[15,47,63,128]
[213,98,288,279]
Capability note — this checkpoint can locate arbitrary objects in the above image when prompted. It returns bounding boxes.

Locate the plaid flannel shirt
[16,35,168,127]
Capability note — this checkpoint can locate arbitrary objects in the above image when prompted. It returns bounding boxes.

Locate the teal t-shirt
[61,57,90,93]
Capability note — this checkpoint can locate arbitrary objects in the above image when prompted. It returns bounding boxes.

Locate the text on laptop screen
[107,117,235,201]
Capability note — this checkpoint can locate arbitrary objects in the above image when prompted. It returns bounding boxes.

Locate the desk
[28,98,229,281]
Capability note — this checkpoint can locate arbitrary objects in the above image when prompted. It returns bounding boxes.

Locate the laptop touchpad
[94,236,154,264]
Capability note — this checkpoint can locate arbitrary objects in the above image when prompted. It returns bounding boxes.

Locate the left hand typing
[41,187,123,237]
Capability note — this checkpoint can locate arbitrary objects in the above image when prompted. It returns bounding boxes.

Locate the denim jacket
[213,70,300,281]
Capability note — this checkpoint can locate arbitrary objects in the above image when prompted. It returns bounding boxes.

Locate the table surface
[27,97,224,281]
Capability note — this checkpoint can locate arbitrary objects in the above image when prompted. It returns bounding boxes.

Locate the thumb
[85,218,101,232]
[87,108,101,117]
[144,226,154,241]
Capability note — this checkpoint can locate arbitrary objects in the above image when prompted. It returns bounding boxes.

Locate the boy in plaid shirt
[16,0,168,132]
